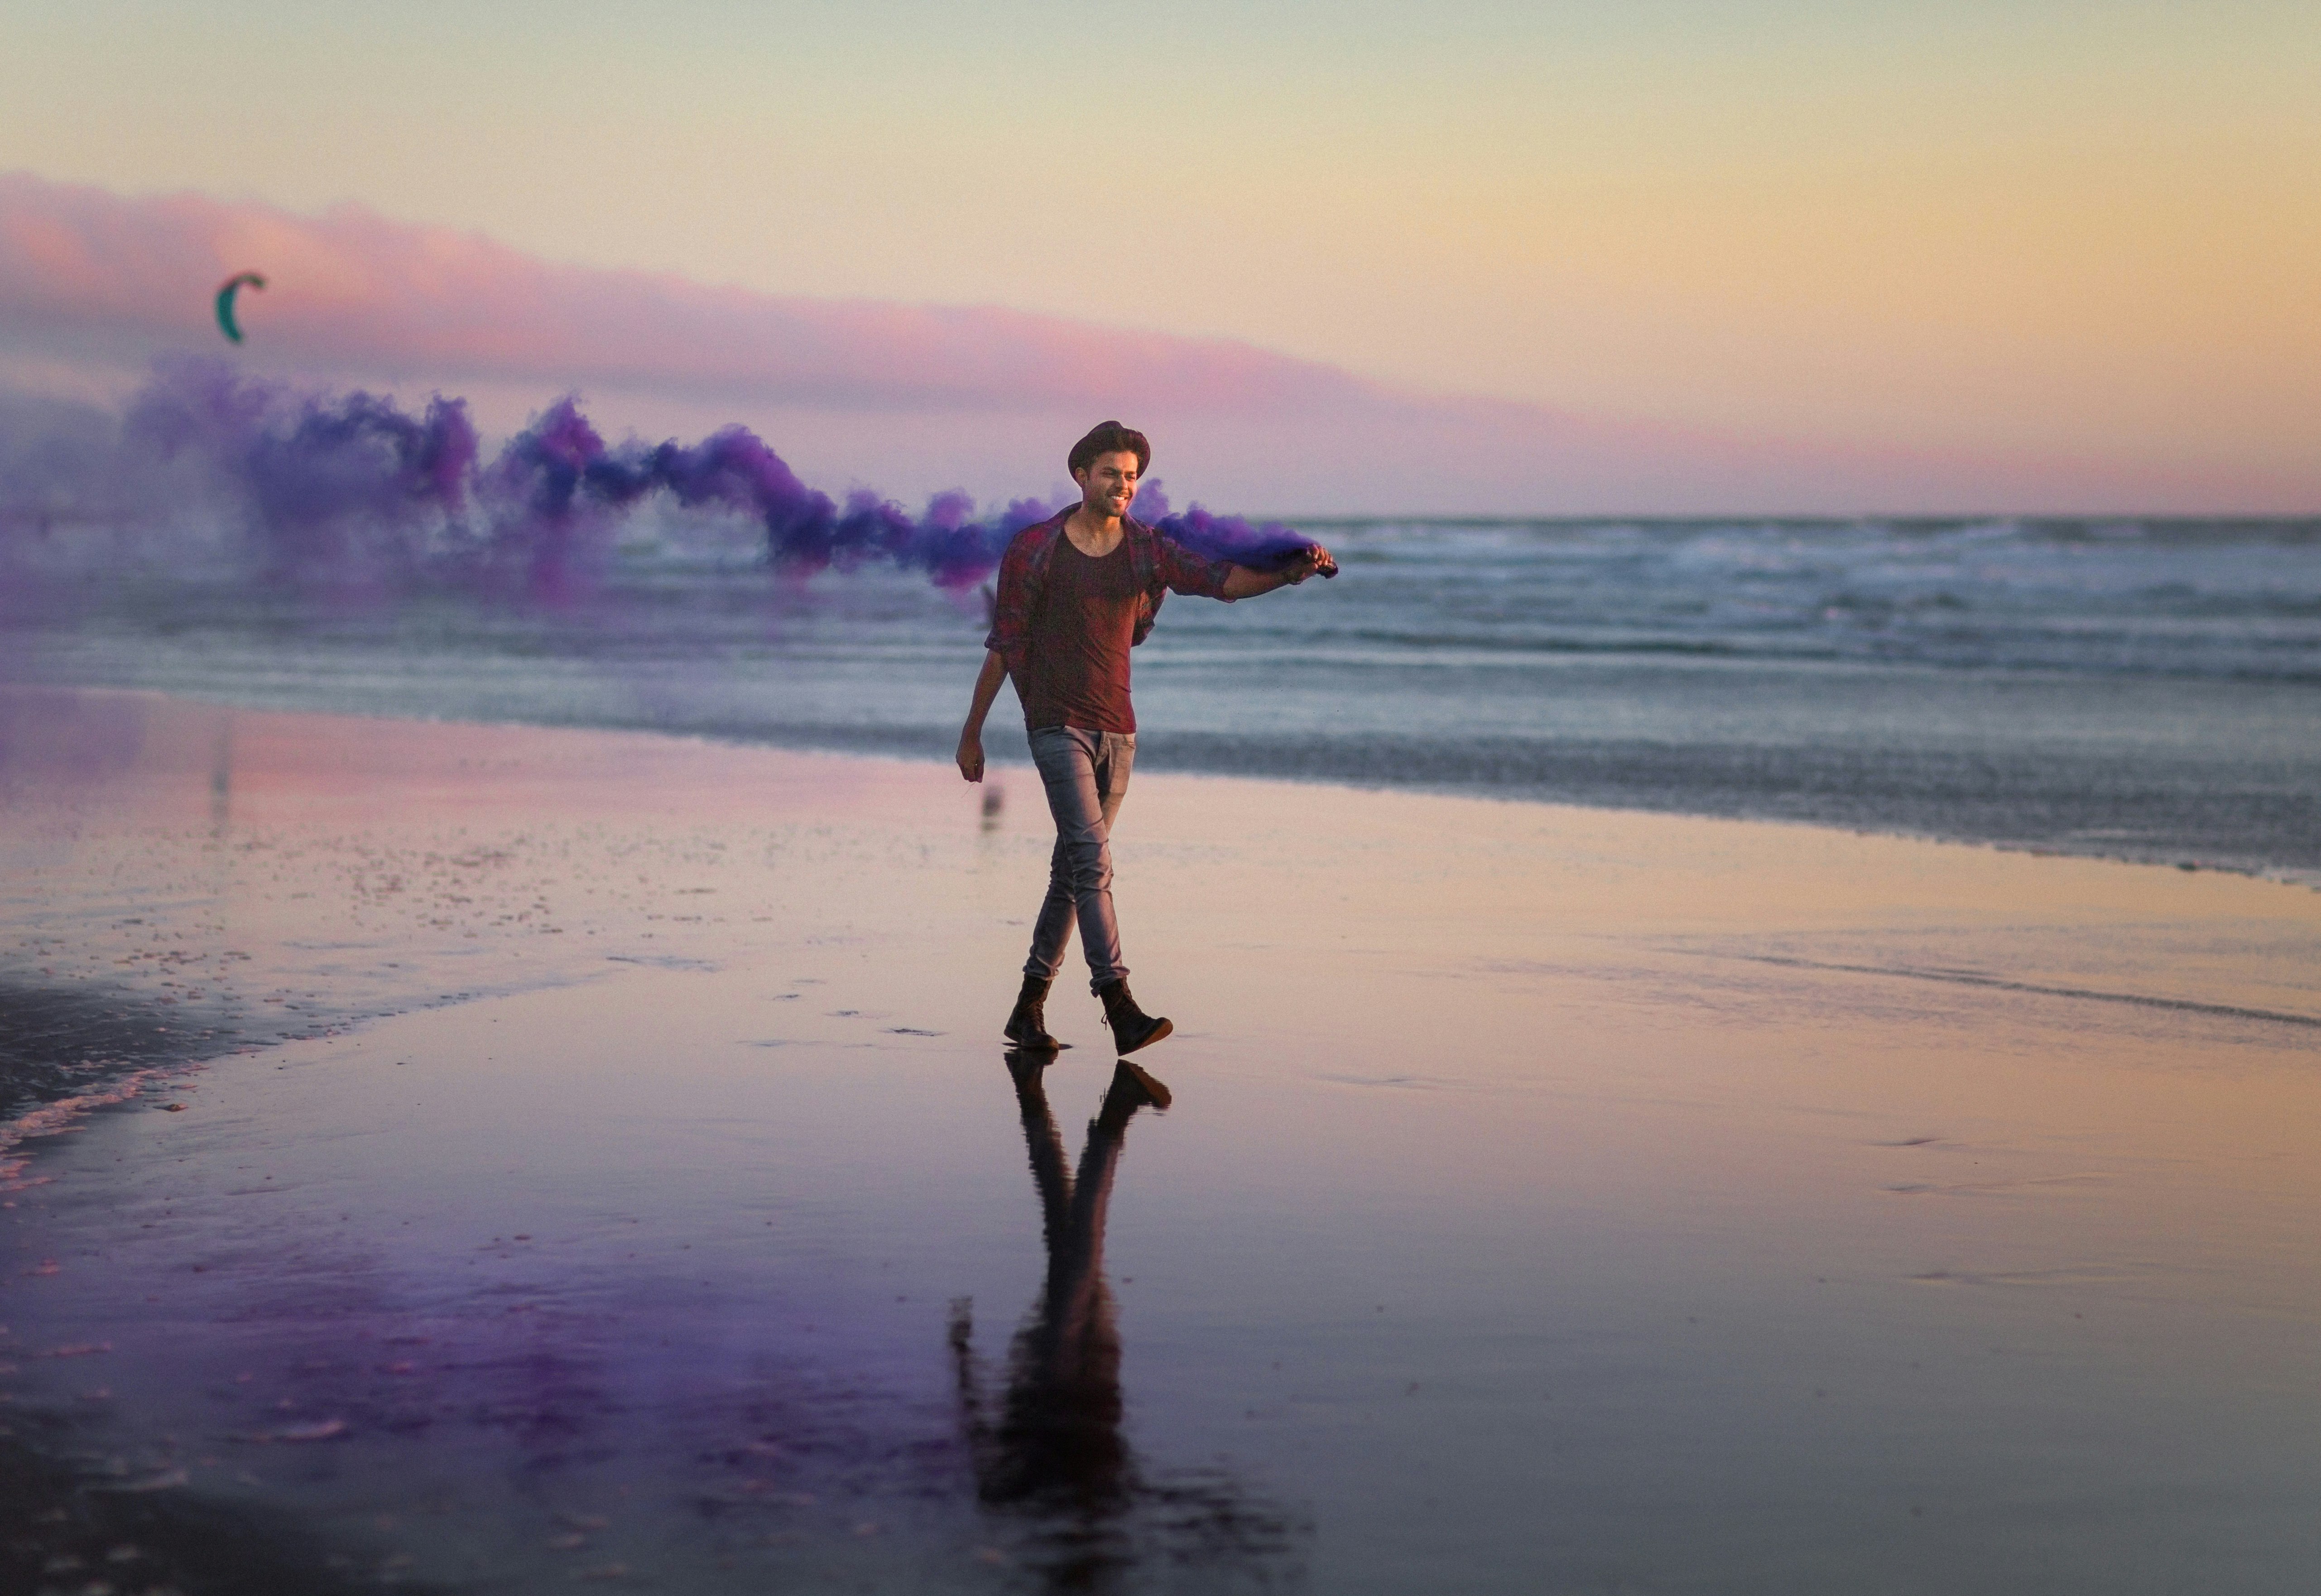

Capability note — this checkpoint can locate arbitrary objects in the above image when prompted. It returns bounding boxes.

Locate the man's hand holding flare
[1288,545,1337,582]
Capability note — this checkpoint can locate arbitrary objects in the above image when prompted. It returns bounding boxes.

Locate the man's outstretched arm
[1219,544,1336,599]
[957,648,1009,782]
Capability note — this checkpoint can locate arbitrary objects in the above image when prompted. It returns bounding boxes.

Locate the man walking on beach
[956,421,1333,1056]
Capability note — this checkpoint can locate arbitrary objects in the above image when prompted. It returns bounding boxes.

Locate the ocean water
[5,515,2317,879]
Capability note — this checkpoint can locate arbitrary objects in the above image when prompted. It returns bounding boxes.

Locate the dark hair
[1068,420,1150,479]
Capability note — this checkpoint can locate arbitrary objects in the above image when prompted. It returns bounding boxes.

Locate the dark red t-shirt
[1018,537,1140,734]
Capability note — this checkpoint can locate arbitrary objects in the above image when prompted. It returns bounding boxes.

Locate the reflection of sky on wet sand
[0,969,1311,1589]
[2,688,2319,1591]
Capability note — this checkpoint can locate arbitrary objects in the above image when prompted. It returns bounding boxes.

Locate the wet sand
[3,687,2319,1593]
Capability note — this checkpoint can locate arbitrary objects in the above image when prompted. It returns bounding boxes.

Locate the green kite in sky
[214,270,266,343]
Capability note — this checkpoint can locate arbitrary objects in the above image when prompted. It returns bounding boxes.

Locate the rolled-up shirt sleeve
[1153,534,1236,601]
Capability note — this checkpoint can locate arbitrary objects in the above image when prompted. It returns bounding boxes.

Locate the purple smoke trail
[99,360,1325,600]
[126,358,479,589]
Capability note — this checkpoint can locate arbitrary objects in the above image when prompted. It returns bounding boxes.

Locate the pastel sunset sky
[2,0,2314,512]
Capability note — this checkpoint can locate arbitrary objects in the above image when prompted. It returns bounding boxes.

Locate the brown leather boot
[1003,974,1066,1051]
[1096,979,1172,1056]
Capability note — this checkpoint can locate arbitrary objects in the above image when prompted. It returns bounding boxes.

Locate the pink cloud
[0,171,1364,414]
[0,172,2304,513]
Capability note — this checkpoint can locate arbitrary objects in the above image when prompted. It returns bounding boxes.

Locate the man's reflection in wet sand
[951,1055,1302,1593]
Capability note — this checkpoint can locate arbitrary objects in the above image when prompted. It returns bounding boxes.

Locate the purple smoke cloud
[125,357,480,588]
[106,360,1321,601]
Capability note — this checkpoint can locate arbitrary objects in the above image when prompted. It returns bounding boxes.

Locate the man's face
[1073,451,1140,518]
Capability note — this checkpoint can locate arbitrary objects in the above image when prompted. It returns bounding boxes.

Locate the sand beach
[3,685,2318,1593]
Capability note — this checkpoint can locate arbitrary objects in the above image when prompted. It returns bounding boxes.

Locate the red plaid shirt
[982,509,1236,678]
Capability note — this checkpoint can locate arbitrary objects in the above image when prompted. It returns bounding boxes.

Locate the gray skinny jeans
[1024,725,1134,994]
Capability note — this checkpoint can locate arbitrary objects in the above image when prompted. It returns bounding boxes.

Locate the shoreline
[11,679,2318,891]
[8,681,2317,1178]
